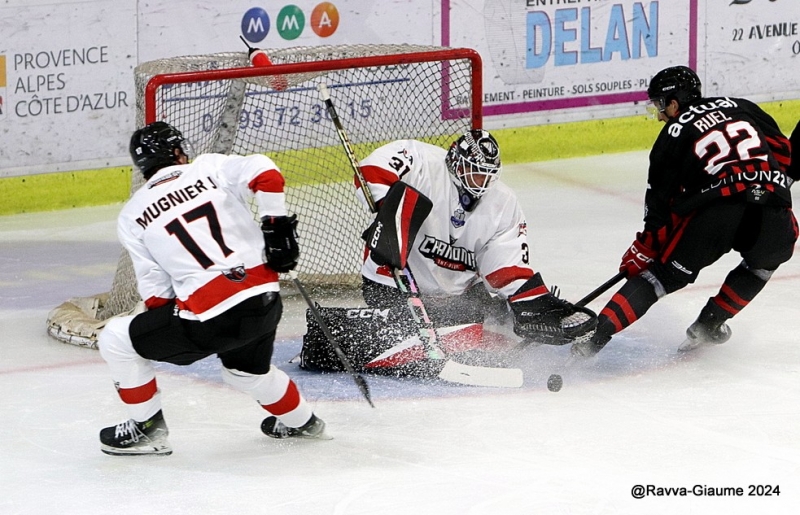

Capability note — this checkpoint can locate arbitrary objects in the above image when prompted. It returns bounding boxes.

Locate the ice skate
[261,414,331,440]
[678,318,732,352]
[99,410,172,456]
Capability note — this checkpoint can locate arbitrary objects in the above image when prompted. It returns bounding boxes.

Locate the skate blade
[101,440,173,456]
[677,338,717,353]
[265,430,334,441]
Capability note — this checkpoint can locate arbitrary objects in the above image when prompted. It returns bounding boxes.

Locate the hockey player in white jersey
[300,130,596,375]
[359,130,595,330]
[96,121,328,456]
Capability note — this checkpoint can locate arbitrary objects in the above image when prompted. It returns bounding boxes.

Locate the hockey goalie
[300,130,597,378]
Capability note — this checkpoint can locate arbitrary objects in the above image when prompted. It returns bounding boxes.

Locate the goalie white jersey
[357,139,535,300]
[117,153,288,321]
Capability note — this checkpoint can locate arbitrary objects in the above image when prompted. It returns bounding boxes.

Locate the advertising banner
[0,1,137,177]
[446,0,694,125]
[702,0,800,100]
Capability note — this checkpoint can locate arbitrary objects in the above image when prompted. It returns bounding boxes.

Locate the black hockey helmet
[647,65,702,113]
[129,121,186,179]
[445,129,501,211]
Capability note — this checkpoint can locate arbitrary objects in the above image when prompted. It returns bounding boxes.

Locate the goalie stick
[317,83,522,388]
[290,271,375,407]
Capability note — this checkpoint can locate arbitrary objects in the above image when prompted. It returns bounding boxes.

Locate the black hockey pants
[129,292,282,375]
[649,199,797,294]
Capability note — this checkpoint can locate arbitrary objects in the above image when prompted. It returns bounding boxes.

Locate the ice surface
[1,152,798,514]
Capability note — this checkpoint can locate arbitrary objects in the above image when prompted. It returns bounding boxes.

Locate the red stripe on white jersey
[248,169,285,193]
[485,266,535,290]
[144,296,173,310]
[176,264,278,318]
[358,164,398,190]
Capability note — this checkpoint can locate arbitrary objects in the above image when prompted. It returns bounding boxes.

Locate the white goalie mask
[445,129,501,211]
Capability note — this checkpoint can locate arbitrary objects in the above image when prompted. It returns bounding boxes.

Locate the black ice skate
[678,307,732,353]
[100,410,172,456]
[678,320,731,352]
[261,414,331,440]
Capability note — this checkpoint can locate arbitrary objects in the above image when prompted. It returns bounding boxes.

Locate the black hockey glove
[508,276,597,345]
[261,214,299,273]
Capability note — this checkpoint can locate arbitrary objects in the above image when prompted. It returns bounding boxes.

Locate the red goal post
[46,44,483,348]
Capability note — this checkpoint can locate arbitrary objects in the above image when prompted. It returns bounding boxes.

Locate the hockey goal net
[47,44,482,348]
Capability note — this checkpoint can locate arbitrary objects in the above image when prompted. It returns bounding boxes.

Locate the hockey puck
[547,374,563,392]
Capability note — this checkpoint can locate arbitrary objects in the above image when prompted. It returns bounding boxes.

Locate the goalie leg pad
[300,306,417,373]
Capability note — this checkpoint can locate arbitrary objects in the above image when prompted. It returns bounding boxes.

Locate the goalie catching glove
[362,181,433,269]
[261,214,299,273]
[508,273,597,345]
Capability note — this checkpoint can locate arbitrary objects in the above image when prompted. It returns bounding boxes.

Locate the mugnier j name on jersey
[136,176,218,229]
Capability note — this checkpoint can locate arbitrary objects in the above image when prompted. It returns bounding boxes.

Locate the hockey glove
[261,214,299,273]
[619,239,657,277]
[508,274,597,345]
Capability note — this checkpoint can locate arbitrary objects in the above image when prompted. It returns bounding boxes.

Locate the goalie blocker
[361,181,432,269]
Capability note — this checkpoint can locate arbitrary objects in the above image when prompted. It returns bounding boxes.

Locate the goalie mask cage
[47,44,482,348]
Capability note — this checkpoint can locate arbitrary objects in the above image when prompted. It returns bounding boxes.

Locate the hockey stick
[317,83,522,388]
[289,270,375,407]
[575,271,626,308]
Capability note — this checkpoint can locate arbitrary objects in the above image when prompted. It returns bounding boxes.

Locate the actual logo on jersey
[222,265,247,282]
[518,222,527,236]
[419,235,475,272]
[450,208,465,228]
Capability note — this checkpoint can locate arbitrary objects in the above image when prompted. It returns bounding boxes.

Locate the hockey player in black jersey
[573,65,798,357]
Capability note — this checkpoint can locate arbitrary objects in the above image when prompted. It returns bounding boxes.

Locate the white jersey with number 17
[117,153,287,321]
